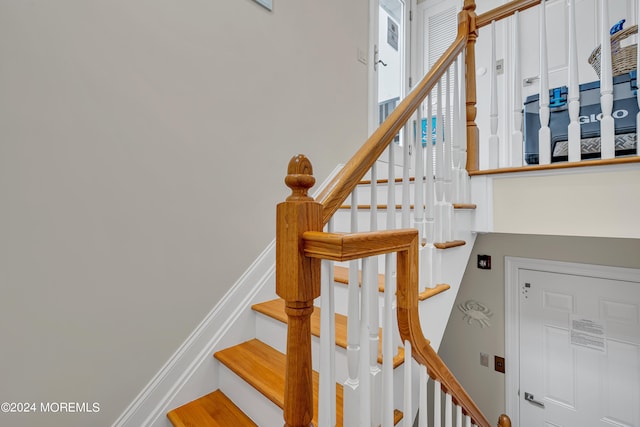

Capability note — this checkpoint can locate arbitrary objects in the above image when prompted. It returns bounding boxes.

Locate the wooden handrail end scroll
[276,154,322,427]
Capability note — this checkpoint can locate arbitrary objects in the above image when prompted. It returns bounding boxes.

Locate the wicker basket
[588,24,638,78]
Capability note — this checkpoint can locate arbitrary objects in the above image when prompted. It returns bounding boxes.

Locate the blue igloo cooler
[523,71,638,164]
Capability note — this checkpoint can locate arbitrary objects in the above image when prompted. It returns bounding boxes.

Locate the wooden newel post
[276,155,322,427]
[461,0,479,172]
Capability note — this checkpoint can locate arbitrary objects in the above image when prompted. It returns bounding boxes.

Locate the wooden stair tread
[434,240,466,249]
[215,339,403,426]
[332,266,450,301]
[340,204,415,210]
[167,389,257,427]
[358,177,416,185]
[419,283,451,300]
[253,299,404,368]
[452,203,477,209]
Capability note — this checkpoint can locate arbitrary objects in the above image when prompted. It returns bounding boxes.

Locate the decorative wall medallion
[458,300,493,328]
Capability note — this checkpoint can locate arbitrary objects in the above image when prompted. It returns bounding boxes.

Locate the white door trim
[504,256,640,427]
[368,0,379,136]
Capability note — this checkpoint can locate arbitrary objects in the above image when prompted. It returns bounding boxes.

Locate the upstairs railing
[470,0,639,172]
[275,0,638,426]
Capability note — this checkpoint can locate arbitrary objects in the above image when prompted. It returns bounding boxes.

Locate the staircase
[137,0,640,425]
[166,173,477,426]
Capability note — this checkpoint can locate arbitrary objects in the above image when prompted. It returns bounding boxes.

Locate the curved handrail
[395,234,492,426]
[303,228,499,427]
[316,21,469,225]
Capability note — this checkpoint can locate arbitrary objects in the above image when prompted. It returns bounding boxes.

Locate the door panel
[520,268,640,427]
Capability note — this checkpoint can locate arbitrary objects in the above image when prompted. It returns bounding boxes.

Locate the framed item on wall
[254,0,272,11]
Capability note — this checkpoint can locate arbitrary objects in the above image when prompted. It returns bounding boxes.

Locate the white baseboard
[111,241,277,427]
[111,164,344,427]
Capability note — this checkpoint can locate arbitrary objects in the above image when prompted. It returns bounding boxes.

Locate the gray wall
[0,1,368,426]
[438,233,640,424]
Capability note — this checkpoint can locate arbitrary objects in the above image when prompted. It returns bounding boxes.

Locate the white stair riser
[332,210,405,233]
[348,182,417,207]
[332,206,473,239]
[254,311,405,387]
[218,363,284,427]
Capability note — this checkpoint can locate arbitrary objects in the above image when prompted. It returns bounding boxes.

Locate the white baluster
[402,124,412,228]
[382,253,394,427]
[538,0,551,165]
[319,218,336,427]
[419,366,428,427]
[452,58,461,201]
[567,0,581,162]
[433,379,442,427]
[371,163,378,232]
[344,193,360,427]
[456,404,462,427]
[458,58,470,203]
[365,254,381,426]
[637,2,640,154]
[414,111,425,242]
[435,80,445,244]
[445,392,452,427]
[488,20,500,169]
[512,11,524,167]
[403,341,413,427]
[388,143,397,231]
[382,148,396,427]
[360,257,373,427]
[425,98,436,289]
[464,416,472,427]
[366,165,381,427]
[599,0,615,159]
[444,68,454,243]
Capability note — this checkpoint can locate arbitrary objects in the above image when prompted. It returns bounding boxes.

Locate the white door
[519,268,640,426]
[373,0,412,169]
[518,0,637,101]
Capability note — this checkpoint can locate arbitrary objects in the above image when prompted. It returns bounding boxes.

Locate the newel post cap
[284,155,315,201]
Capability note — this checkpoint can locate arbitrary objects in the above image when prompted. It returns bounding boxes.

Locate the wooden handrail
[316,22,469,225]
[476,0,542,28]
[303,226,508,427]
[303,229,418,261]
[395,233,495,427]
